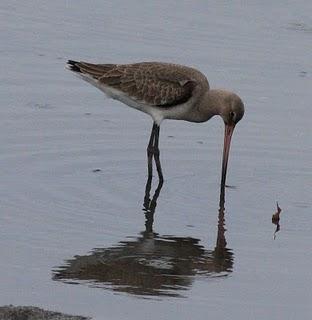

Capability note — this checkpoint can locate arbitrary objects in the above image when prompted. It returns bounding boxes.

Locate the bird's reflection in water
[53,177,233,298]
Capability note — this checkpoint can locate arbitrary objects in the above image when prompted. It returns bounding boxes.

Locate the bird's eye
[230,111,235,119]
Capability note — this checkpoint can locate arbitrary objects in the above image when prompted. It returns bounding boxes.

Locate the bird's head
[219,91,245,126]
[211,90,245,191]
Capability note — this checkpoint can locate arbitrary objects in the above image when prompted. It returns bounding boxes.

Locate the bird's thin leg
[147,123,157,178]
[143,175,153,210]
[153,124,164,182]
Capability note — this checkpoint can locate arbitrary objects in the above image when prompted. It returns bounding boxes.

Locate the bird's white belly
[98,83,195,125]
[74,72,197,124]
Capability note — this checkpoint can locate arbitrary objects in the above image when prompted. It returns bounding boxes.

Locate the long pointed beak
[221,123,235,189]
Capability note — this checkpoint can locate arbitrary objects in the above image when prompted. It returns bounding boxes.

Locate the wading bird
[66,61,244,188]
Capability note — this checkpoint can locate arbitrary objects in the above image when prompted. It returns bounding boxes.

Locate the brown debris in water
[272,202,282,223]
[272,202,282,239]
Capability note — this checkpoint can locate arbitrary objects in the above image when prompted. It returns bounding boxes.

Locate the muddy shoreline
[0,305,90,320]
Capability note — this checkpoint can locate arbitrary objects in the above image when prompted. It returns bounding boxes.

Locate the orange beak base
[221,123,235,190]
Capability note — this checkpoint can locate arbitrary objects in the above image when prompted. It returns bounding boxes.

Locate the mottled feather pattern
[70,61,209,107]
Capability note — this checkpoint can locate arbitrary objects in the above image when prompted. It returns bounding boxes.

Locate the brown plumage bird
[66,60,244,186]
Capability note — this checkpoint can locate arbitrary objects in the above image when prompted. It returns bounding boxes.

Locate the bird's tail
[66,60,116,79]
[66,60,82,73]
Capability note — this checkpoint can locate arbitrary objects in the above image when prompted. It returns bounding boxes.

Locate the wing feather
[68,61,209,107]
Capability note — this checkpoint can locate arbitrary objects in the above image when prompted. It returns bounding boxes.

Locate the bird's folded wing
[76,62,200,107]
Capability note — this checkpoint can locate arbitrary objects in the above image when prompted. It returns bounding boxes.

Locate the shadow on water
[52,176,233,298]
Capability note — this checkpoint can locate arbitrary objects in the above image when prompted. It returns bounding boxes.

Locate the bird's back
[67,61,209,107]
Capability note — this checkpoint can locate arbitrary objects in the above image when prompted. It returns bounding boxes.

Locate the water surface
[0,1,311,319]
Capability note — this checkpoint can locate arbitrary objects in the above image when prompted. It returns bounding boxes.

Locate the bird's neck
[195,89,228,122]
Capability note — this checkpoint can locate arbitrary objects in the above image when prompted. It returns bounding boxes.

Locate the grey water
[0,1,312,319]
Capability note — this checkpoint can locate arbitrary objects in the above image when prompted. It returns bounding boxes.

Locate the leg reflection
[53,174,234,298]
[143,174,163,233]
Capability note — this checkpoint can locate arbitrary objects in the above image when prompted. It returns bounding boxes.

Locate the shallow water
[1,1,312,319]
